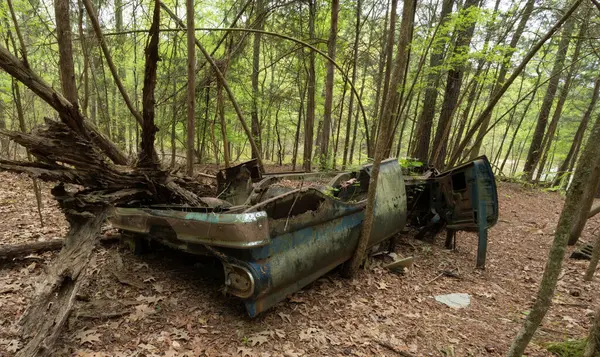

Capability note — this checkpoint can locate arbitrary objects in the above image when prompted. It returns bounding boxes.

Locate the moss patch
[545,339,587,357]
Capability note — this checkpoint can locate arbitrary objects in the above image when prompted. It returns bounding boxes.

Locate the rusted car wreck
[110,157,498,317]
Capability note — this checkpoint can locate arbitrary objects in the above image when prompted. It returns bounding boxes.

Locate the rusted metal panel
[110,208,270,249]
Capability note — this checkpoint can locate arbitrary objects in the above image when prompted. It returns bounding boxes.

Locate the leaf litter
[1,173,600,356]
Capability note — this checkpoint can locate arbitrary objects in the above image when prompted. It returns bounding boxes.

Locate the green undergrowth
[545,339,587,357]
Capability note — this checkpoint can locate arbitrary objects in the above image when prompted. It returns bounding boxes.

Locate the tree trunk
[369,0,394,158]
[186,0,196,175]
[342,0,361,170]
[534,24,584,182]
[470,0,535,159]
[251,0,265,160]
[410,0,453,162]
[345,0,416,277]
[138,0,160,168]
[449,0,583,167]
[320,0,339,170]
[584,230,600,281]
[217,76,231,168]
[303,0,316,172]
[292,79,305,171]
[375,0,398,155]
[552,77,600,187]
[430,0,479,168]
[522,18,575,180]
[584,307,600,357]
[507,111,600,356]
[54,0,78,106]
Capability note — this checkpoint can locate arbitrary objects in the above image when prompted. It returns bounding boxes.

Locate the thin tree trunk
[303,0,316,172]
[292,79,305,170]
[342,0,361,170]
[534,25,583,182]
[584,306,600,356]
[217,66,230,167]
[138,0,160,168]
[320,0,339,170]
[429,0,479,168]
[6,8,44,226]
[369,0,392,158]
[345,0,416,277]
[375,0,398,155]
[507,110,600,356]
[449,0,583,166]
[250,0,265,159]
[82,0,143,126]
[470,0,535,159]
[410,0,453,162]
[522,18,575,180]
[333,77,348,169]
[55,0,78,106]
[185,0,195,175]
[552,77,600,187]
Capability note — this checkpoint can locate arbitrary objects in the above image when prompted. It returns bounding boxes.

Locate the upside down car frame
[109,156,498,317]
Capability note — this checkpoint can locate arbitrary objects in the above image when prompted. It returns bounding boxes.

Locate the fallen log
[0,240,63,259]
[0,234,121,260]
[16,207,108,357]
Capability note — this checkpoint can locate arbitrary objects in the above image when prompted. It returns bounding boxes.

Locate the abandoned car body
[110,157,498,317]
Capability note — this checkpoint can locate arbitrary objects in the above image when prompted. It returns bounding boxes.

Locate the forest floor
[0,168,599,357]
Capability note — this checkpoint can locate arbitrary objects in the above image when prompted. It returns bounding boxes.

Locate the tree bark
[342,0,361,170]
[54,0,78,106]
[522,18,575,180]
[303,0,316,172]
[251,0,265,160]
[552,77,600,187]
[507,111,600,356]
[469,0,535,159]
[535,23,585,182]
[584,306,600,357]
[345,0,416,277]
[449,0,583,167]
[320,0,339,170]
[429,0,479,168]
[410,0,453,162]
[186,0,196,175]
[138,0,160,168]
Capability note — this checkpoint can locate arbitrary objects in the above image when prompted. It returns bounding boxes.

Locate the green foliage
[544,339,587,357]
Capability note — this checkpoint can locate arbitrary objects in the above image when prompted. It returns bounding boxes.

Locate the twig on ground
[374,339,417,357]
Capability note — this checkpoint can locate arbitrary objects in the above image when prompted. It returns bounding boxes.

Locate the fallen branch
[0,240,63,259]
[0,234,121,260]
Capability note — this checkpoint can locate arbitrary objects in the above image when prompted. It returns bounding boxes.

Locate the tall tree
[186,0,196,175]
[54,0,78,106]
[410,0,453,162]
[429,0,479,168]
[342,0,361,170]
[469,0,535,159]
[534,21,586,182]
[507,111,600,356]
[552,77,600,187]
[345,0,417,277]
[449,0,583,167]
[303,0,316,172]
[320,0,339,170]
[251,0,265,160]
[522,17,575,180]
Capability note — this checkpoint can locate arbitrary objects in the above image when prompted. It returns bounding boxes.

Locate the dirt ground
[0,170,599,357]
